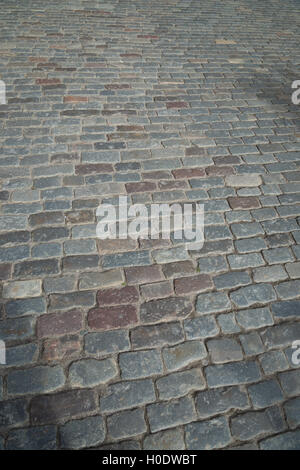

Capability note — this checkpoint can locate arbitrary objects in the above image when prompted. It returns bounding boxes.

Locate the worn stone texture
[0,0,300,450]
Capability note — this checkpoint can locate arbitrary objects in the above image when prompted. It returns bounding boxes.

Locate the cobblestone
[7,365,65,396]
[162,340,207,372]
[185,416,232,450]
[1,0,300,450]
[147,397,196,433]
[239,332,265,357]
[236,307,273,330]
[101,379,156,413]
[195,387,249,419]
[259,430,300,450]
[156,368,205,400]
[248,380,284,409]
[107,409,146,440]
[6,426,57,450]
[205,361,261,388]
[60,416,105,449]
[231,407,285,441]
[143,429,185,450]
[119,350,163,379]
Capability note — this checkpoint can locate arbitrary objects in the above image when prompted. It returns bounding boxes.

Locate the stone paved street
[0,0,300,450]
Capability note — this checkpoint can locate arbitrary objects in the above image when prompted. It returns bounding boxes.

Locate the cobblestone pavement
[0,0,300,450]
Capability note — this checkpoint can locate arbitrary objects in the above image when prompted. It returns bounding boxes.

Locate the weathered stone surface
[140,297,193,323]
[1,0,300,450]
[185,416,232,450]
[119,350,163,379]
[163,340,207,372]
[260,430,300,450]
[147,397,196,433]
[0,399,29,429]
[30,390,98,425]
[97,286,139,305]
[7,366,65,396]
[195,386,249,418]
[125,265,164,285]
[248,380,284,409]
[205,361,261,387]
[3,280,42,299]
[60,416,105,449]
[131,322,184,349]
[101,379,156,413]
[207,338,243,363]
[88,305,138,330]
[174,274,213,294]
[69,359,118,387]
[37,309,83,338]
[143,428,185,450]
[107,408,146,439]
[43,336,81,362]
[196,292,231,314]
[157,368,205,400]
[85,330,130,356]
[7,426,57,450]
[5,297,46,317]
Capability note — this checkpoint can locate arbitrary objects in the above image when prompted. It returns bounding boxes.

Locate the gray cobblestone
[6,343,38,367]
[101,380,156,413]
[102,250,151,268]
[284,397,300,428]
[107,408,146,440]
[131,322,184,349]
[185,416,231,450]
[6,426,57,450]
[231,222,264,239]
[69,359,117,387]
[279,370,300,397]
[60,416,105,449]
[197,255,228,274]
[163,340,207,372]
[205,361,261,388]
[184,316,219,340]
[259,430,300,450]
[196,292,231,314]
[286,261,300,279]
[1,0,300,450]
[263,247,294,265]
[143,428,185,450]
[119,350,163,379]
[7,366,65,396]
[195,387,249,419]
[230,283,276,308]
[0,316,35,342]
[231,407,285,441]
[275,280,300,300]
[253,265,288,283]
[214,271,251,289]
[5,297,46,317]
[271,300,300,319]
[235,237,267,253]
[218,313,241,334]
[147,397,196,433]
[156,368,205,400]
[85,330,130,357]
[259,350,289,375]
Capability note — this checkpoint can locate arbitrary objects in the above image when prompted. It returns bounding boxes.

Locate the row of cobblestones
[0,0,299,450]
